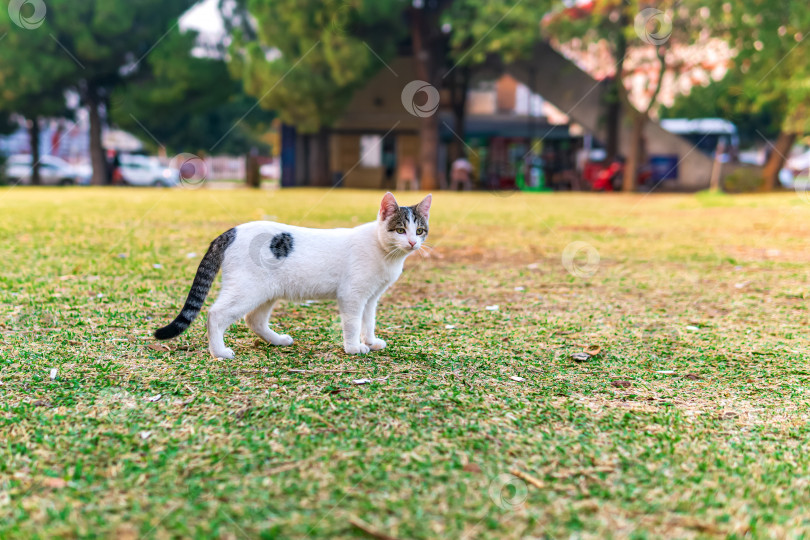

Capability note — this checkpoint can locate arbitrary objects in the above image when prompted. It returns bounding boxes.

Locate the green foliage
[722,167,765,193]
[230,0,406,133]
[702,0,810,133]
[0,0,196,102]
[444,0,552,64]
[660,71,783,146]
[0,5,77,120]
[109,29,273,155]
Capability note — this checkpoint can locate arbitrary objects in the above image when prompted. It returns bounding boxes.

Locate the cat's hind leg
[207,284,260,360]
[246,299,293,346]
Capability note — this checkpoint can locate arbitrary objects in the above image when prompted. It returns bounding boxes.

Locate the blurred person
[396,156,419,191]
[449,155,474,191]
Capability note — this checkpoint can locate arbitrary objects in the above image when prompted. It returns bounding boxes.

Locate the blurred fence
[204,156,245,181]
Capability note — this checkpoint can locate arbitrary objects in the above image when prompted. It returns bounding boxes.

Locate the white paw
[271,334,294,346]
[211,347,235,360]
[344,343,370,355]
[366,338,386,351]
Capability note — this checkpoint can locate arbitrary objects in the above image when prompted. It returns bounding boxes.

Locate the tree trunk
[622,112,644,192]
[410,6,439,191]
[605,13,627,163]
[762,131,796,191]
[448,66,470,165]
[29,117,41,185]
[309,127,330,187]
[88,98,107,186]
[245,149,261,188]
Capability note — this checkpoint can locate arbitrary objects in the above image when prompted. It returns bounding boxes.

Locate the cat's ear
[416,194,432,220]
[379,192,399,220]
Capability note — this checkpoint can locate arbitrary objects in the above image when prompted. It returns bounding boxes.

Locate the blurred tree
[110,29,274,157]
[443,0,550,184]
[541,0,711,192]
[701,0,810,190]
[0,0,197,185]
[229,0,405,186]
[0,8,76,184]
[660,70,783,149]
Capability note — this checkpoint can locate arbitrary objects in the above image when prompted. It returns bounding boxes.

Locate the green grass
[2,187,810,538]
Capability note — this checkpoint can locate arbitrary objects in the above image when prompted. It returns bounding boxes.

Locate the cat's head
[377,192,431,255]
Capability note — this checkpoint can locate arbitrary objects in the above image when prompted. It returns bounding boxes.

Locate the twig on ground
[349,516,401,540]
[509,468,546,489]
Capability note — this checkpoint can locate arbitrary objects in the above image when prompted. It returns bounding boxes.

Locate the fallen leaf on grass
[145,394,162,402]
[611,380,632,388]
[684,373,702,380]
[147,343,170,352]
[584,345,602,356]
[463,463,482,473]
[509,376,525,382]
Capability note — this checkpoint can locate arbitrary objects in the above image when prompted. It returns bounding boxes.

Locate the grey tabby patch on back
[387,205,429,236]
[154,227,237,340]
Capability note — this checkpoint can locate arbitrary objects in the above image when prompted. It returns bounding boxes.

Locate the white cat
[155,192,431,359]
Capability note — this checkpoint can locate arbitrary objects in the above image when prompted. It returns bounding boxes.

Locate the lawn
[2,187,810,539]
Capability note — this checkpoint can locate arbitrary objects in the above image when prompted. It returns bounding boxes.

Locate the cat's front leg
[361,295,386,351]
[338,296,370,354]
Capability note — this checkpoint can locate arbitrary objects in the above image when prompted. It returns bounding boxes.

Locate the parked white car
[118,154,179,187]
[4,154,90,186]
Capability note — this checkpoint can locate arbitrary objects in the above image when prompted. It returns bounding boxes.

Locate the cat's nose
[408,240,416,248]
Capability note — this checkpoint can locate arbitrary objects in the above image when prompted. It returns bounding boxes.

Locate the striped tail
[154,228,237,340]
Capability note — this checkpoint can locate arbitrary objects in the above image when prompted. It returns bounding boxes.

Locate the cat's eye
[416,228,426,235]
[395,227,406,234]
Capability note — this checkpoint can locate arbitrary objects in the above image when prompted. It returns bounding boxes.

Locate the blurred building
[284,58,580,190]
